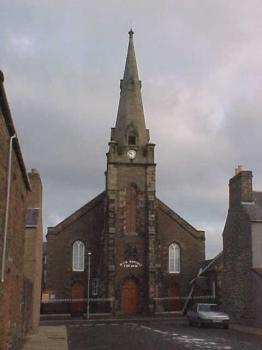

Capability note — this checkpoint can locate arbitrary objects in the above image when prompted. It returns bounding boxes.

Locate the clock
[127,149,136,160]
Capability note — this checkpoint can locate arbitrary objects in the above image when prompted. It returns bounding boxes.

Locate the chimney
[229,166,253,207]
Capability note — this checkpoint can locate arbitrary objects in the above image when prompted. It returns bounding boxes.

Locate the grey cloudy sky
[1,0,262,258]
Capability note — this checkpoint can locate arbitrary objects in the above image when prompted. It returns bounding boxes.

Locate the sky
[1,0,262,258]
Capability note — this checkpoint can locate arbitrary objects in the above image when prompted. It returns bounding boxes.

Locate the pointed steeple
[113,30,149,146]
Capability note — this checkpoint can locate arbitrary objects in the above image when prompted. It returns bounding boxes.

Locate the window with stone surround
[126,185,137,233]
[72,240,85,271]
[169,243,180,273]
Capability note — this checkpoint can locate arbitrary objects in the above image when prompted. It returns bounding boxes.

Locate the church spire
[113,30,149,146]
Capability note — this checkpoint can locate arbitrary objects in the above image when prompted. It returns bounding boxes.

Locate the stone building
[222,167,262,328]
[0,71,43,349]
[46,31,205,315]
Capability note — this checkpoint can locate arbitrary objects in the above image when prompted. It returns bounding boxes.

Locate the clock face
[127,149,137,160]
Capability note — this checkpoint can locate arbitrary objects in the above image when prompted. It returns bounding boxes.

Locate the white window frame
[72,240,85,271]
[169,243,180,273]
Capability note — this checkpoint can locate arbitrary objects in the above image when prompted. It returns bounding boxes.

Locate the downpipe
[1,134,16,283]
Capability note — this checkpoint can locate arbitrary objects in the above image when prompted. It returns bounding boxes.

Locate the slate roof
[242,191,262,222]
[201,252,223,274]
[47,191,105,235]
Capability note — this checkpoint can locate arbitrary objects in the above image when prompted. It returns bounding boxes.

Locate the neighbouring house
[222,166,262,328]
[186,166,262,330]
[0,70,43,349]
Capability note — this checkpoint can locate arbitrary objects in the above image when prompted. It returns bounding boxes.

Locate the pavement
[21,326,68,350]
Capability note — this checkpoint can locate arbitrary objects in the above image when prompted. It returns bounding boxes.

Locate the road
[66,319,262,350]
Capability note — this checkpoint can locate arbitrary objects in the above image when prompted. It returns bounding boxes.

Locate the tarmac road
[67,319,262,350]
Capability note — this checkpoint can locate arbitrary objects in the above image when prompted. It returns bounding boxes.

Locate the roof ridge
[47,191,105,234]
[156,198,204,239]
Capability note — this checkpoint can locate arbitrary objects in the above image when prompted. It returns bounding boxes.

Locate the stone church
[46,31,205,315]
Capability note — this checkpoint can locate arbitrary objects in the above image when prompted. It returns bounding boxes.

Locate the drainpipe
[1,134,16,283]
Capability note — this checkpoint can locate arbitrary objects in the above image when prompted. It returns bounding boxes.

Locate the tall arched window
[72,240,85,271]
[126,185,137,233]
[169,243,180,273]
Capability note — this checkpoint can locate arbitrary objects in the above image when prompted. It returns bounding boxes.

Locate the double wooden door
[121,279,139,315]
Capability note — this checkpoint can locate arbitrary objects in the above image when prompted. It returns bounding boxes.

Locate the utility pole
[86,252,92,320]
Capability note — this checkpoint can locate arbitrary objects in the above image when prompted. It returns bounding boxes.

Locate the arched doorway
[121,279,139,315]
[168,284,181,312]
[71,282,84,315]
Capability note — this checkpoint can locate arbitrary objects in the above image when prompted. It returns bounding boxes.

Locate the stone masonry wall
[222,206,253,325]
[105,162,157,314]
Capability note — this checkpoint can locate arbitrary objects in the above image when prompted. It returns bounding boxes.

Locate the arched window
[126,185,137,233]
[72,241,85,271]
[169,243,180,273]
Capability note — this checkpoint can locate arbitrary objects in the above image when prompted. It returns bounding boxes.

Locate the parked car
[187,303,230,328]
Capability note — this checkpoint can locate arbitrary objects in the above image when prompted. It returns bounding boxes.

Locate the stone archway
[121,279,139,315]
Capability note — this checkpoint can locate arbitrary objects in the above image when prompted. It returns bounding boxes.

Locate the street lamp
[86,252,92,320]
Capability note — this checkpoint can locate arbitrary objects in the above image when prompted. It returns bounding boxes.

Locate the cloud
[1,1,262,258]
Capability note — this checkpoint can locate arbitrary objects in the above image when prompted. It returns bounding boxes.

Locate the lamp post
[86,252,92,320]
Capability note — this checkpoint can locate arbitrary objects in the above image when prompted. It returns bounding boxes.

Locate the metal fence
[41,297,114,316]
[153,295,217,314]
[41,295,216,317]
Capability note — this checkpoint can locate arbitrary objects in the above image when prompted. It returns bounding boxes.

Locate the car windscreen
[198,304,219,312]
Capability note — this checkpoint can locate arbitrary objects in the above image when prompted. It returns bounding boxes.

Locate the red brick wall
[0,106,29,349]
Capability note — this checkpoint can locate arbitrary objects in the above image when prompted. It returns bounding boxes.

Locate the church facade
[46,31,205,315]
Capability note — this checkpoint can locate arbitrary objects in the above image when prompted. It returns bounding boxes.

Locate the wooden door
[168,285,181,311]
[71,282,84,315]
[121,279,139,315]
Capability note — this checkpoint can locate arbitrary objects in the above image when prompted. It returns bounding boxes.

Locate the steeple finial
[128,28,134,38]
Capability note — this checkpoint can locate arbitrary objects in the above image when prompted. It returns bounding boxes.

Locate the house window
[72,240,85,271]
[169,243,180,273]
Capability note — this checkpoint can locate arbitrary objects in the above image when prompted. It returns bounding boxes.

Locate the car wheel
[188,319,193,326]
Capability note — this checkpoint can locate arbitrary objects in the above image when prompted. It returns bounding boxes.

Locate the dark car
[187,303,230,328]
